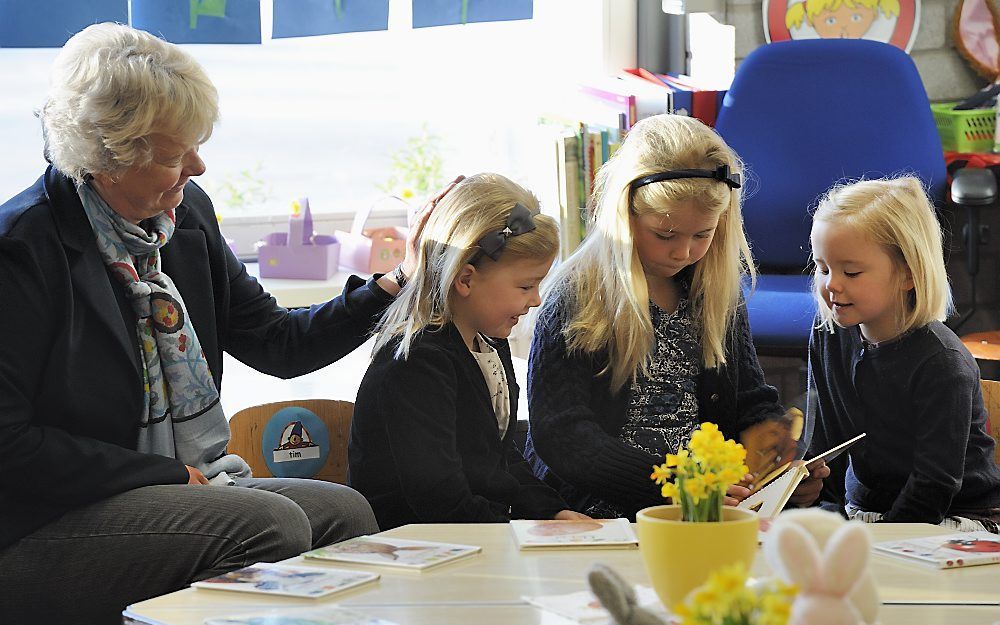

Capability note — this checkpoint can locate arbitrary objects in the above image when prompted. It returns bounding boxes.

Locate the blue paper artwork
[261,407,331,478]
[0,0,128,48]
[412,0,533,28]
[273,0,390,38]
[131,0,262,44]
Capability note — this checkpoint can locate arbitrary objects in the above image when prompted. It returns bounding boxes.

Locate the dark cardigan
[809,321,1000,523]
[0,167,393,550]
[525,289,786,519]
[349,323,568,529]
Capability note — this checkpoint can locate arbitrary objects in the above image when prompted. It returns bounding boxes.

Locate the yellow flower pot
[636,504,759,610]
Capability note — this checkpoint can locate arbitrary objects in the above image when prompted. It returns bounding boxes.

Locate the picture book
[205,606,398,625]
[873,531,1000,569]
[509,518,638,550]
[524,585,665,623]
[192,563,379,599]
[738,463,810,519]
[303,536,481,571]
[738,433,867,519]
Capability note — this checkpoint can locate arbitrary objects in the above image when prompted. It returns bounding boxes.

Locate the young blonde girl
[349,173,586,529]
[807,177,1000,530]
[525,115,813,520]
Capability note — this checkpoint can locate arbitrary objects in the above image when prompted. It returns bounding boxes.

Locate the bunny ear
[821,522,871,598]
[954,0,1000,81]
[768,523,823,591]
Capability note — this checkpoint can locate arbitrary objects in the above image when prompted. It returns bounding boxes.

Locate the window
[0,1,622,256]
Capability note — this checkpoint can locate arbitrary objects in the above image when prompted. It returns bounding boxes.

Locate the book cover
[556,133,581,257]
[738,463,809,519]
[873,532,1000,569]
[740,433,868,519]
[509,518,638,549]
[303,536,481,571]
[205,606,398,625]
[192,563,379,598]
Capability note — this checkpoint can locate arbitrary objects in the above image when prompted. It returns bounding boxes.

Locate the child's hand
[185,465,209,485]
[787,460,831,507]
[724,483,751,506]
[553,509,593,520]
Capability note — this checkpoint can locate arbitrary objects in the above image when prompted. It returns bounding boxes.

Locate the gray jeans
[0,478,378,625]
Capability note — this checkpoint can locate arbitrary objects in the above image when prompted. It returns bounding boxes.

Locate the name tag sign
[261,406,330,478]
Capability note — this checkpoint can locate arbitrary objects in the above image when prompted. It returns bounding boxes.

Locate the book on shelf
[191,562,379,598]
[555,132,581,258]
[873,531,1000,569]
[303,535,481,571]
[205,606,398,625]
[738,433,867,519]
[509,518,638,550]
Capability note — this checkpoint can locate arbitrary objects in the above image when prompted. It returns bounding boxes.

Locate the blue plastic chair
[715,39,947,357]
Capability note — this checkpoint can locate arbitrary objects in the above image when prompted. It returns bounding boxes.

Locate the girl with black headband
[348,173,587,529]
[525,114,828,520]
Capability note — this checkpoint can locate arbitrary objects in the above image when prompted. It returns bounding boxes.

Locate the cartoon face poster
[763,0,920,52]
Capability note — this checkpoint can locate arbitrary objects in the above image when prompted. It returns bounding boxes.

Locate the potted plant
[636,422,760,608]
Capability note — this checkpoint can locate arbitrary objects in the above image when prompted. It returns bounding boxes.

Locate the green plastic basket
[931,102,996,153]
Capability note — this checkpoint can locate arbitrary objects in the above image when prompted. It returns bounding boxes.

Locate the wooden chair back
[983,379,1000,468]
[228,399,354,484]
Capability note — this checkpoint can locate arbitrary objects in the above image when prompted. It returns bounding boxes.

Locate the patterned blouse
[585,299,702,518]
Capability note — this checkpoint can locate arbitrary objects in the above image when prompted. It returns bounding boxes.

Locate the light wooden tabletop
[124,523,1000,625]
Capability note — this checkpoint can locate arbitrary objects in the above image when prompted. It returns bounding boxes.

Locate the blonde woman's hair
[785,0,901,29]
[811,176,953,335]
[546,114,755,393]
[39,22,218,183]
[375,173,559,359]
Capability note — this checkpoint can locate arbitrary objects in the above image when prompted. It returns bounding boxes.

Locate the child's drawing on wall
[763,0,919,52]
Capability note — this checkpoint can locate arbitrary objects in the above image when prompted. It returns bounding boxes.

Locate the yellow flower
[401,188,415,200]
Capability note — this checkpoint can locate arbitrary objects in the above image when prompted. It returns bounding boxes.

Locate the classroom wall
[725,0,982,101]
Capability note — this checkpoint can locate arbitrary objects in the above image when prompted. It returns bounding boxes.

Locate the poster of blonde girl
[763,0,919,52]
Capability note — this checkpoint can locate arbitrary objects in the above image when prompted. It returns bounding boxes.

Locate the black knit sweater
[809,321,1000,522]
[524,290,786,519]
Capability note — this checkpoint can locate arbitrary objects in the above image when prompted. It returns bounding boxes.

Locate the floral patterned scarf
[77,183,249,480]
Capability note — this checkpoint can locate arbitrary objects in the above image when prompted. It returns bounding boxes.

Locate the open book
[738,433,867,519]
[192,563,379,598]
[304,536,481,571]
[510,518,638,549]
[874,531,1000,569]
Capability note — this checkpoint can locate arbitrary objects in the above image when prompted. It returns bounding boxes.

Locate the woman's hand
[401,176,464,279]
[553,509,593,520]
[723,483,751,506]
[788,460,830,507]
[376,175,465,296]
[186,465,209,485]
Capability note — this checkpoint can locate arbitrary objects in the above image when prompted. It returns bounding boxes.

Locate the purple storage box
[257,198,341,280]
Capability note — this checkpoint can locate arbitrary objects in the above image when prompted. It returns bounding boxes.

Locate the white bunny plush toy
[763,509,880,625]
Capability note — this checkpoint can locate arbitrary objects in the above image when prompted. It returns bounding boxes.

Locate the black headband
[469,202,537,264]
[629,164,742,193]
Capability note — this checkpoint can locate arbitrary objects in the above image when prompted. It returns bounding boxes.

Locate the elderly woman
[0,23,435,624]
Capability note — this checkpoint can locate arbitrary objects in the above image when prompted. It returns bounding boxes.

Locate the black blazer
[0,167,392,549]
[348,323,568,529]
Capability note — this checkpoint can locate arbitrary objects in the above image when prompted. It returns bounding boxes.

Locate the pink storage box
[257,198,341,280]
[336,203,407,274]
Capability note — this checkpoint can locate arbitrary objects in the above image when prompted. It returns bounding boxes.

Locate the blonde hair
[376,173,559,359]
[785,0,900,29]
[39,22,218,183]
[811,176,953,335]
[546,114,755,393]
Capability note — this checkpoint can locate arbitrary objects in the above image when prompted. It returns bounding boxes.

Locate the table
[124,524,1000,625]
